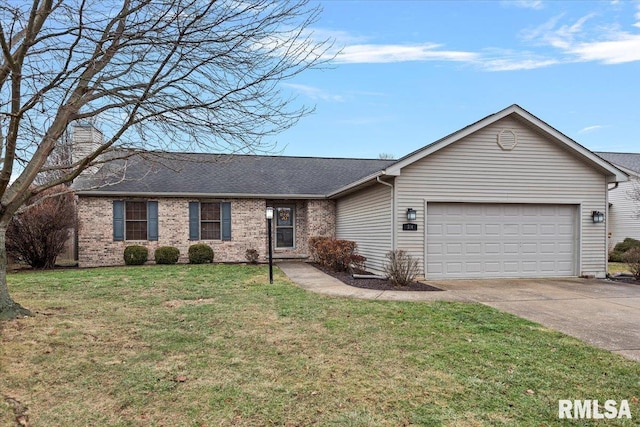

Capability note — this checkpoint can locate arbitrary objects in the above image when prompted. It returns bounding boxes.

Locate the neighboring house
[74,105,628,279]
[594,152,640,249]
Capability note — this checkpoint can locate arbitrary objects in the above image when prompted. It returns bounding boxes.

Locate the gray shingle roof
[595,152,640,174]
[74,152,395,197]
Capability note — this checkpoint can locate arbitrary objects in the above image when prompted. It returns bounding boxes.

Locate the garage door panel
[485,224,501,235]
[427,243,443,255]
[426,203,576,279]
[427,224,443,236]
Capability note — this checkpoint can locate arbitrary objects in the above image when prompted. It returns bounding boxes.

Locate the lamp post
[265,206,274,284]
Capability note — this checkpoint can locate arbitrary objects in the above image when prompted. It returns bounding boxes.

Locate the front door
[275,206,295,248]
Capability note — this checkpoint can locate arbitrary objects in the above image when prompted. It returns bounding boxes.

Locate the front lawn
[1,265,638,426]
[609,262,631,275]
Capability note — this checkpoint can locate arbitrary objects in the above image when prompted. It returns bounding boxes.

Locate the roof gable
[384,104,628,183]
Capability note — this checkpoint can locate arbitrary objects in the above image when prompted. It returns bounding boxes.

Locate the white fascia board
[327,171,386,198]
[385,105,519,176]
[605,163,638,178]
[514,107,629,183]
[384,104,629,183]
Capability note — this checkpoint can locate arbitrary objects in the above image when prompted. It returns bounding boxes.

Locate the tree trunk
[0,225,33,320]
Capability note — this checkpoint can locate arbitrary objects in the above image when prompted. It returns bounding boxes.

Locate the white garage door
[426,203,576,279]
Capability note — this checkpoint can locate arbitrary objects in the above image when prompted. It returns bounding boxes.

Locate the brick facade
[77,196,335,267]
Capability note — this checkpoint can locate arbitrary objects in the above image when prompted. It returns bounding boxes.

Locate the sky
[275,0,640,159]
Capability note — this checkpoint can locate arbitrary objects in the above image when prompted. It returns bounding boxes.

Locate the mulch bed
[608,274,640,285]
[310,263,442,292]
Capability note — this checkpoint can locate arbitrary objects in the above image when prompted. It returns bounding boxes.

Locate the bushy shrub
[622,247,640,280]
[188,243,214,264]
[124,245,148,265]
[154,246,180,264]
[308,236,331,262]
[312,238,365,272]
[383,250,420,286]
[245,249,259,264]
[609,250,624,263]
[609,238,640,262]
[6,185,77,269]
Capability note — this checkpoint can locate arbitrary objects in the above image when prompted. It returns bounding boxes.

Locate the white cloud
[570,34,640,63]
[334,43,478,64]
[521,10,640,65]
[522,14,594,49]
[309,2,640,71]
[480,56,559,71]
[578,125,606,134]
[504,0,544,10]
[282,83,344,102]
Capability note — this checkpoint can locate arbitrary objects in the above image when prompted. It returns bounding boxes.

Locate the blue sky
[276,0,640,159]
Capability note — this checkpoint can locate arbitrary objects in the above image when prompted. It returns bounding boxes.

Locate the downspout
[377,176,395,251]
[605,181,619,277]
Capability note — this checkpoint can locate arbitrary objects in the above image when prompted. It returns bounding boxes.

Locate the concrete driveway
[429,277,640,361]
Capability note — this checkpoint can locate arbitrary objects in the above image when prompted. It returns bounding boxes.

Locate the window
[113,200,158,241]
[275,206,294,248]
[200,202,221,240]
[189,201,232,241]
[125,201,148,240]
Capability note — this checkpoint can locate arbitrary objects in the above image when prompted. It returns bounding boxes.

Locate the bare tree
[6,185,76,269]
[378,153,394,160]
[0,0,331,319]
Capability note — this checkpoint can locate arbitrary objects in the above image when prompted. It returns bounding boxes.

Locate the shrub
[609,250,624,263]
[154,246,180,264]
[313,238,365,272]
[383,250,420,287]
[308,236,331,262]
[622,247,640,280]
[189,243,214,264]
[609,238,640,262]
[124,245,149,265]
[245,248,259,264]
[6,185,77,269]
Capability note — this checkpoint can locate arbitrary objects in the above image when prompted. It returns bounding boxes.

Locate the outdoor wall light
[406,208,417,221]
[592,210,605,223]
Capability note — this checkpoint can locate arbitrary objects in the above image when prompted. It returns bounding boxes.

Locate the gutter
[327,171,386,198]
[74,191,327,199]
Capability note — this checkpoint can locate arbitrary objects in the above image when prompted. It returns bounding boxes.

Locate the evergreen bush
[124,245,148,265]
[154,246,180,264]
[188,243,214,264]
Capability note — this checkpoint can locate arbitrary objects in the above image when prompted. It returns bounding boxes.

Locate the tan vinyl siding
[395,116,608,278]
[336,183,392,274]
[608,177,640,248]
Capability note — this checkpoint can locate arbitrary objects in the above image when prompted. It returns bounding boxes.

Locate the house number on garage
[402,223,418,231]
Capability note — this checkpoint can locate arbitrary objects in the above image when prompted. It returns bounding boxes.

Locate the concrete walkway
[278,262,640,361]
[277,262,463,302]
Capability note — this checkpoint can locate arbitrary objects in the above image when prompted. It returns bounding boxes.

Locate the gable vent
[497,129,518,151]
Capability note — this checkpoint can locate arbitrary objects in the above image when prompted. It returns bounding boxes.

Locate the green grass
[609,262,631,275]
[1,265,639,426]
